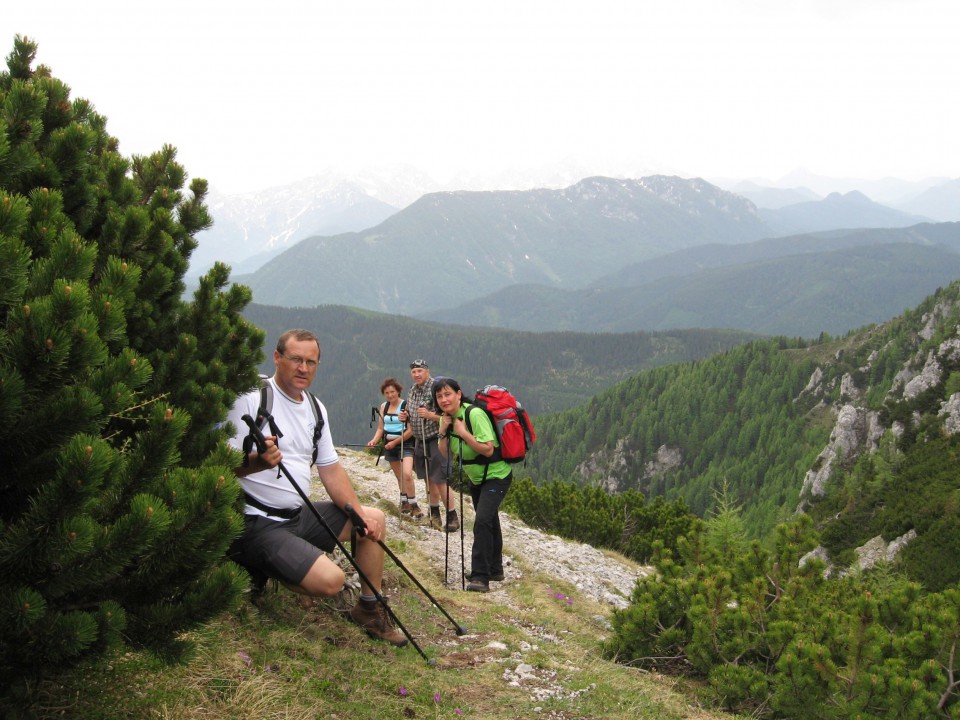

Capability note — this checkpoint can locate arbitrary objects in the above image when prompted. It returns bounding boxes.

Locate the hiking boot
[408,504,425,520]
[429,508,443,530]
[445,510,460,533]
[470,572,504,582]
[349,599,408,647]
[400,500,412,516]
[466,579,490,593]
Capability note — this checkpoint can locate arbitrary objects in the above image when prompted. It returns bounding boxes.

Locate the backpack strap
[306,392,324,465]
[461,404,501,466]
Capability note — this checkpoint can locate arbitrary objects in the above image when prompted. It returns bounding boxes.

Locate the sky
[4,1,959,195]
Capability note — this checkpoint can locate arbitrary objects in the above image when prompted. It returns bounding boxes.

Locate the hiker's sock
[430,504,441,514]
[360,594,377,603]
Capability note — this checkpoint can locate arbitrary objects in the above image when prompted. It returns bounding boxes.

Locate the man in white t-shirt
[226,328,406,646]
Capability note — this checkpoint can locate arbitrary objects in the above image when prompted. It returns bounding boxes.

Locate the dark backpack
[257,377,324,465]
[463,385,536,464]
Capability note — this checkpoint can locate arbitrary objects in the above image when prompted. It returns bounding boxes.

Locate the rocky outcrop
[798,545,833,577]
[800,404,883,498]
[643,445,683,481]
[799,530,917,578]
[576,438,631,492]
[854,530,917,571]
[939,393,960,435]
[901,350,942,400]
[575,440,683,495]
[840,373,861,401]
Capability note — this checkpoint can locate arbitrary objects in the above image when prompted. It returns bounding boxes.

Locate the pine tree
[0,35,264,698]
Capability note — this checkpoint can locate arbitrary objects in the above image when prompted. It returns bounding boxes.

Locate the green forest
[241,302,756,443]
[502,284,960,716]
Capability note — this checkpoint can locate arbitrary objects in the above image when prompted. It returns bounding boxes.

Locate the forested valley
[504,280,960,718]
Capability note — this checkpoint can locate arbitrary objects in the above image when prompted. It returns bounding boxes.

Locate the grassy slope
[30,476,741,720]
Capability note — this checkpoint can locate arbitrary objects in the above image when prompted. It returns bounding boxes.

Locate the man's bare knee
[298,557,346,597]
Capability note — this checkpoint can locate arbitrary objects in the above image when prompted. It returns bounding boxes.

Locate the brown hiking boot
[428,508,443,530]
[445,510,460,532]
[349,599,408,647]
[400,500,412,516]
[408,504,425,520]
[466,578,490,593]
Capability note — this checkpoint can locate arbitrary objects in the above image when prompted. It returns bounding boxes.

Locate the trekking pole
[458,440,466,590]
[399,418,406,522]
[444,441,450,586]
[343,503,468,636]
[239,413,432,662]
[423,433,431,525]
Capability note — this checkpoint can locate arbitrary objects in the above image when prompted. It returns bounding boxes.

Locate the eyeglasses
[281,354,319,369]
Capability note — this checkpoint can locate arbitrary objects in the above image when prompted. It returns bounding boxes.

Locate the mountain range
[234,176,776,314]
[226,174,959,336]
[418,223,960,336]
[190,166,442,276]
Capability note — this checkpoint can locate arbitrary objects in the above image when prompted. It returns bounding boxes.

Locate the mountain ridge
[418,222,960,336]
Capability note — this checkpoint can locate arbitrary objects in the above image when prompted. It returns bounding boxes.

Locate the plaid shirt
[407,376,439,441]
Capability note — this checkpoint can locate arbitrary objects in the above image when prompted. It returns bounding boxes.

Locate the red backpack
[464,385,536,464]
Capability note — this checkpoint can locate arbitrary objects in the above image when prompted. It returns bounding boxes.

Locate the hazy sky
[4,1,958,194]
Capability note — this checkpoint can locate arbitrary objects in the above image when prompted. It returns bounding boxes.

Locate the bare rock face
[854,530,917,571]
[902,350,943,400]
[800,404,883,498]
[800,531,917,578]
[840,373,861,401]
[643,444,683,480]
[939,393,960,435]
[799,545,834,578]
[800,366,824,397]
[576,438,631,492]
[576,440,683,495]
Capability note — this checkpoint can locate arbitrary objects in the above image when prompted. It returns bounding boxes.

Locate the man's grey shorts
[234,502,348,586]
[414,436,449,485]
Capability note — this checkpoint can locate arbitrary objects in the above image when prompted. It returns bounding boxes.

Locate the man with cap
[399,359,460,532]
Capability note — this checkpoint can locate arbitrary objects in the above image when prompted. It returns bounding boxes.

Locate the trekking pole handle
[343,503,368,537]
[241,414,268,453]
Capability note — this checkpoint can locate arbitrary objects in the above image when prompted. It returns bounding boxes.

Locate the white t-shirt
[226,376,338,517]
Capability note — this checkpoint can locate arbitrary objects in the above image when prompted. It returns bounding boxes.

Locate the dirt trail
[333,449,649,609]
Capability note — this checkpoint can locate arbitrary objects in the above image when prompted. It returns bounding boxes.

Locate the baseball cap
[410,359,429,369]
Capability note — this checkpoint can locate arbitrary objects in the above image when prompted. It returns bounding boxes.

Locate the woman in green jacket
[434,377,512,593]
